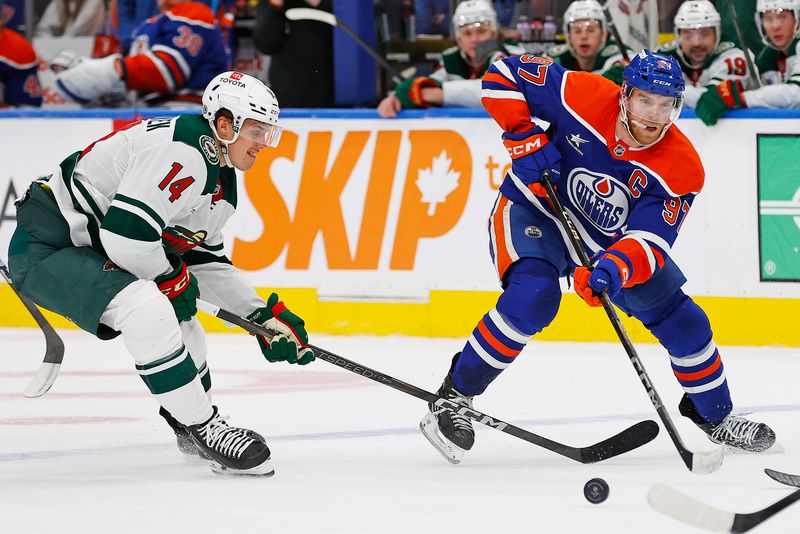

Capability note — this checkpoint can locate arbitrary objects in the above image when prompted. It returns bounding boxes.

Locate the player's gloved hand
[55,53,126,104]
[573,252,630,307]
[502,125,561,186]
[49,49,82,73]
[694,80,746,126]
[247,293,314,365]
[394,76,441,109]
[154,254,199,322]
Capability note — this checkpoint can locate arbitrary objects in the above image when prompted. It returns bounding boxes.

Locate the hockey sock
[100,280,214,425]
[637,291,731,424]
[453,259,561,396]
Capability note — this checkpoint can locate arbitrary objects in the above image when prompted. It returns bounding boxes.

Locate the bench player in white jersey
[7,72,313,476]
[546,0,625,75]
[377,0,524,116]
[657,0,758,108]
[695,0,800,124]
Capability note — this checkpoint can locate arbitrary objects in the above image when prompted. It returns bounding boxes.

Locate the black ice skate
[159,406,201,461]
[420,354,476,464]
[188,406,274,476]
[679,394,776,453]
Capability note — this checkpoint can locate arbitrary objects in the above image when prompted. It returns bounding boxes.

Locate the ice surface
[2,329,799,533]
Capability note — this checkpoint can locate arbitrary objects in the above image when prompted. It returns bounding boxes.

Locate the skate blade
[208,459,275,477]
[419,413,464,465]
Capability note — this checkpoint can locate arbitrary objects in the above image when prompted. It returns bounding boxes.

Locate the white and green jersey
[545,42,625,74]
[43,113,264,316]
[432,42,527,107]
[747,39,800,109]
[657,40,758,108]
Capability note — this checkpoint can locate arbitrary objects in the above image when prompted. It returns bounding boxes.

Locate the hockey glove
[55,53,126,104]
[573,251,631,307]
[247,293,314,365]
[394,76,442,109]
[694,80,746,126]
[154,254,200,323]
[502,126,561,186]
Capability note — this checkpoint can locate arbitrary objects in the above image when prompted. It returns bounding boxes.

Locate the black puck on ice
[583,478,609,504]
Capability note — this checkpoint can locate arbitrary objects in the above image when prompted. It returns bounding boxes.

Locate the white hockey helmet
[452,0,498,34]
[562,0,606,37]
[202,71,282,158]
[755,0,800,48]
[674,1,721,53]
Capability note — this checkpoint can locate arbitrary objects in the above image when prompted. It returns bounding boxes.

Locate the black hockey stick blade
[0,260,64,398]
[648,483,800,533]
[765,468,800,488]
[197,299,659,463]
[540,172,724,474]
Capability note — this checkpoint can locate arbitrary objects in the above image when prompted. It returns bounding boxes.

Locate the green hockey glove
[247,293,314,365]
[694,80,746,126]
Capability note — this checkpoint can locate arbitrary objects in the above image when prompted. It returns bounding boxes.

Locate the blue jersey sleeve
[481,54,567,133]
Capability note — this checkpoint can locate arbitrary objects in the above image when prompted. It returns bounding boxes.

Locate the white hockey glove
[55,53,126,104]
[49,49,82,73]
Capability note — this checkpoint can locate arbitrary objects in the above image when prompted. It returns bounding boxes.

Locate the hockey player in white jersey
[546,0,625,75]
[695,0,800,124]
[657,0,758,108]
[376,0,524,116]
[6,71,313,476]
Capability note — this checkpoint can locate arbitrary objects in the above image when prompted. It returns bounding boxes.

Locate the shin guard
[638,292,732,423]
[453,259,561,395]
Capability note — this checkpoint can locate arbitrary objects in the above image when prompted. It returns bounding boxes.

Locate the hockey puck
[583,478,609,504]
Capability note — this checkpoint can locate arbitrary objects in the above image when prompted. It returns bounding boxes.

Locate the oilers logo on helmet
[566,168,629,233]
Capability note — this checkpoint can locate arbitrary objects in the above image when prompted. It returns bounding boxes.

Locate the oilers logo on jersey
[566,168,628,233]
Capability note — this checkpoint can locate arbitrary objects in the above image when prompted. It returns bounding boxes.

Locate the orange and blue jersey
[123,1,228,104]
[0,27,41,107]
[482,54,704,288]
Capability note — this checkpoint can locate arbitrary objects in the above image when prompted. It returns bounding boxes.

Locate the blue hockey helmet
[623,49,686,98]
[618,50,685,148]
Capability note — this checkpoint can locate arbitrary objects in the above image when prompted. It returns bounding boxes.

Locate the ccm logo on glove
[504,134,548,158]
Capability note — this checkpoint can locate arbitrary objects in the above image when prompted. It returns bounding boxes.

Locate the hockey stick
[0,258,64,398]
[648,483,800,533]
[765,468,800,488]
[196,299,660,464]
[540,172,723,474]
[602,3,632,60]
[725,1,762,89]
[285,7,407,84]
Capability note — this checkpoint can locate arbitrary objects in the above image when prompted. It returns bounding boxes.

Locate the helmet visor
[239,119,283,148]
[622,85,683,125]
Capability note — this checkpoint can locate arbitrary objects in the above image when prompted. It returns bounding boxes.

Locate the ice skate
[159,406,204,462]
[679,394,776,453]
[420,354,476,464]
[188,406,274,476]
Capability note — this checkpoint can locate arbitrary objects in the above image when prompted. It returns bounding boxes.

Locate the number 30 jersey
[44,115,234,282]
[482,56,705,288]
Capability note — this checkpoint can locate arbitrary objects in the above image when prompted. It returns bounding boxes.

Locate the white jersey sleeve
[188,261,265,318]
[683,84,703,108]
[442,78,482,107]
[99,142,211,280]
[743,82,800,108]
